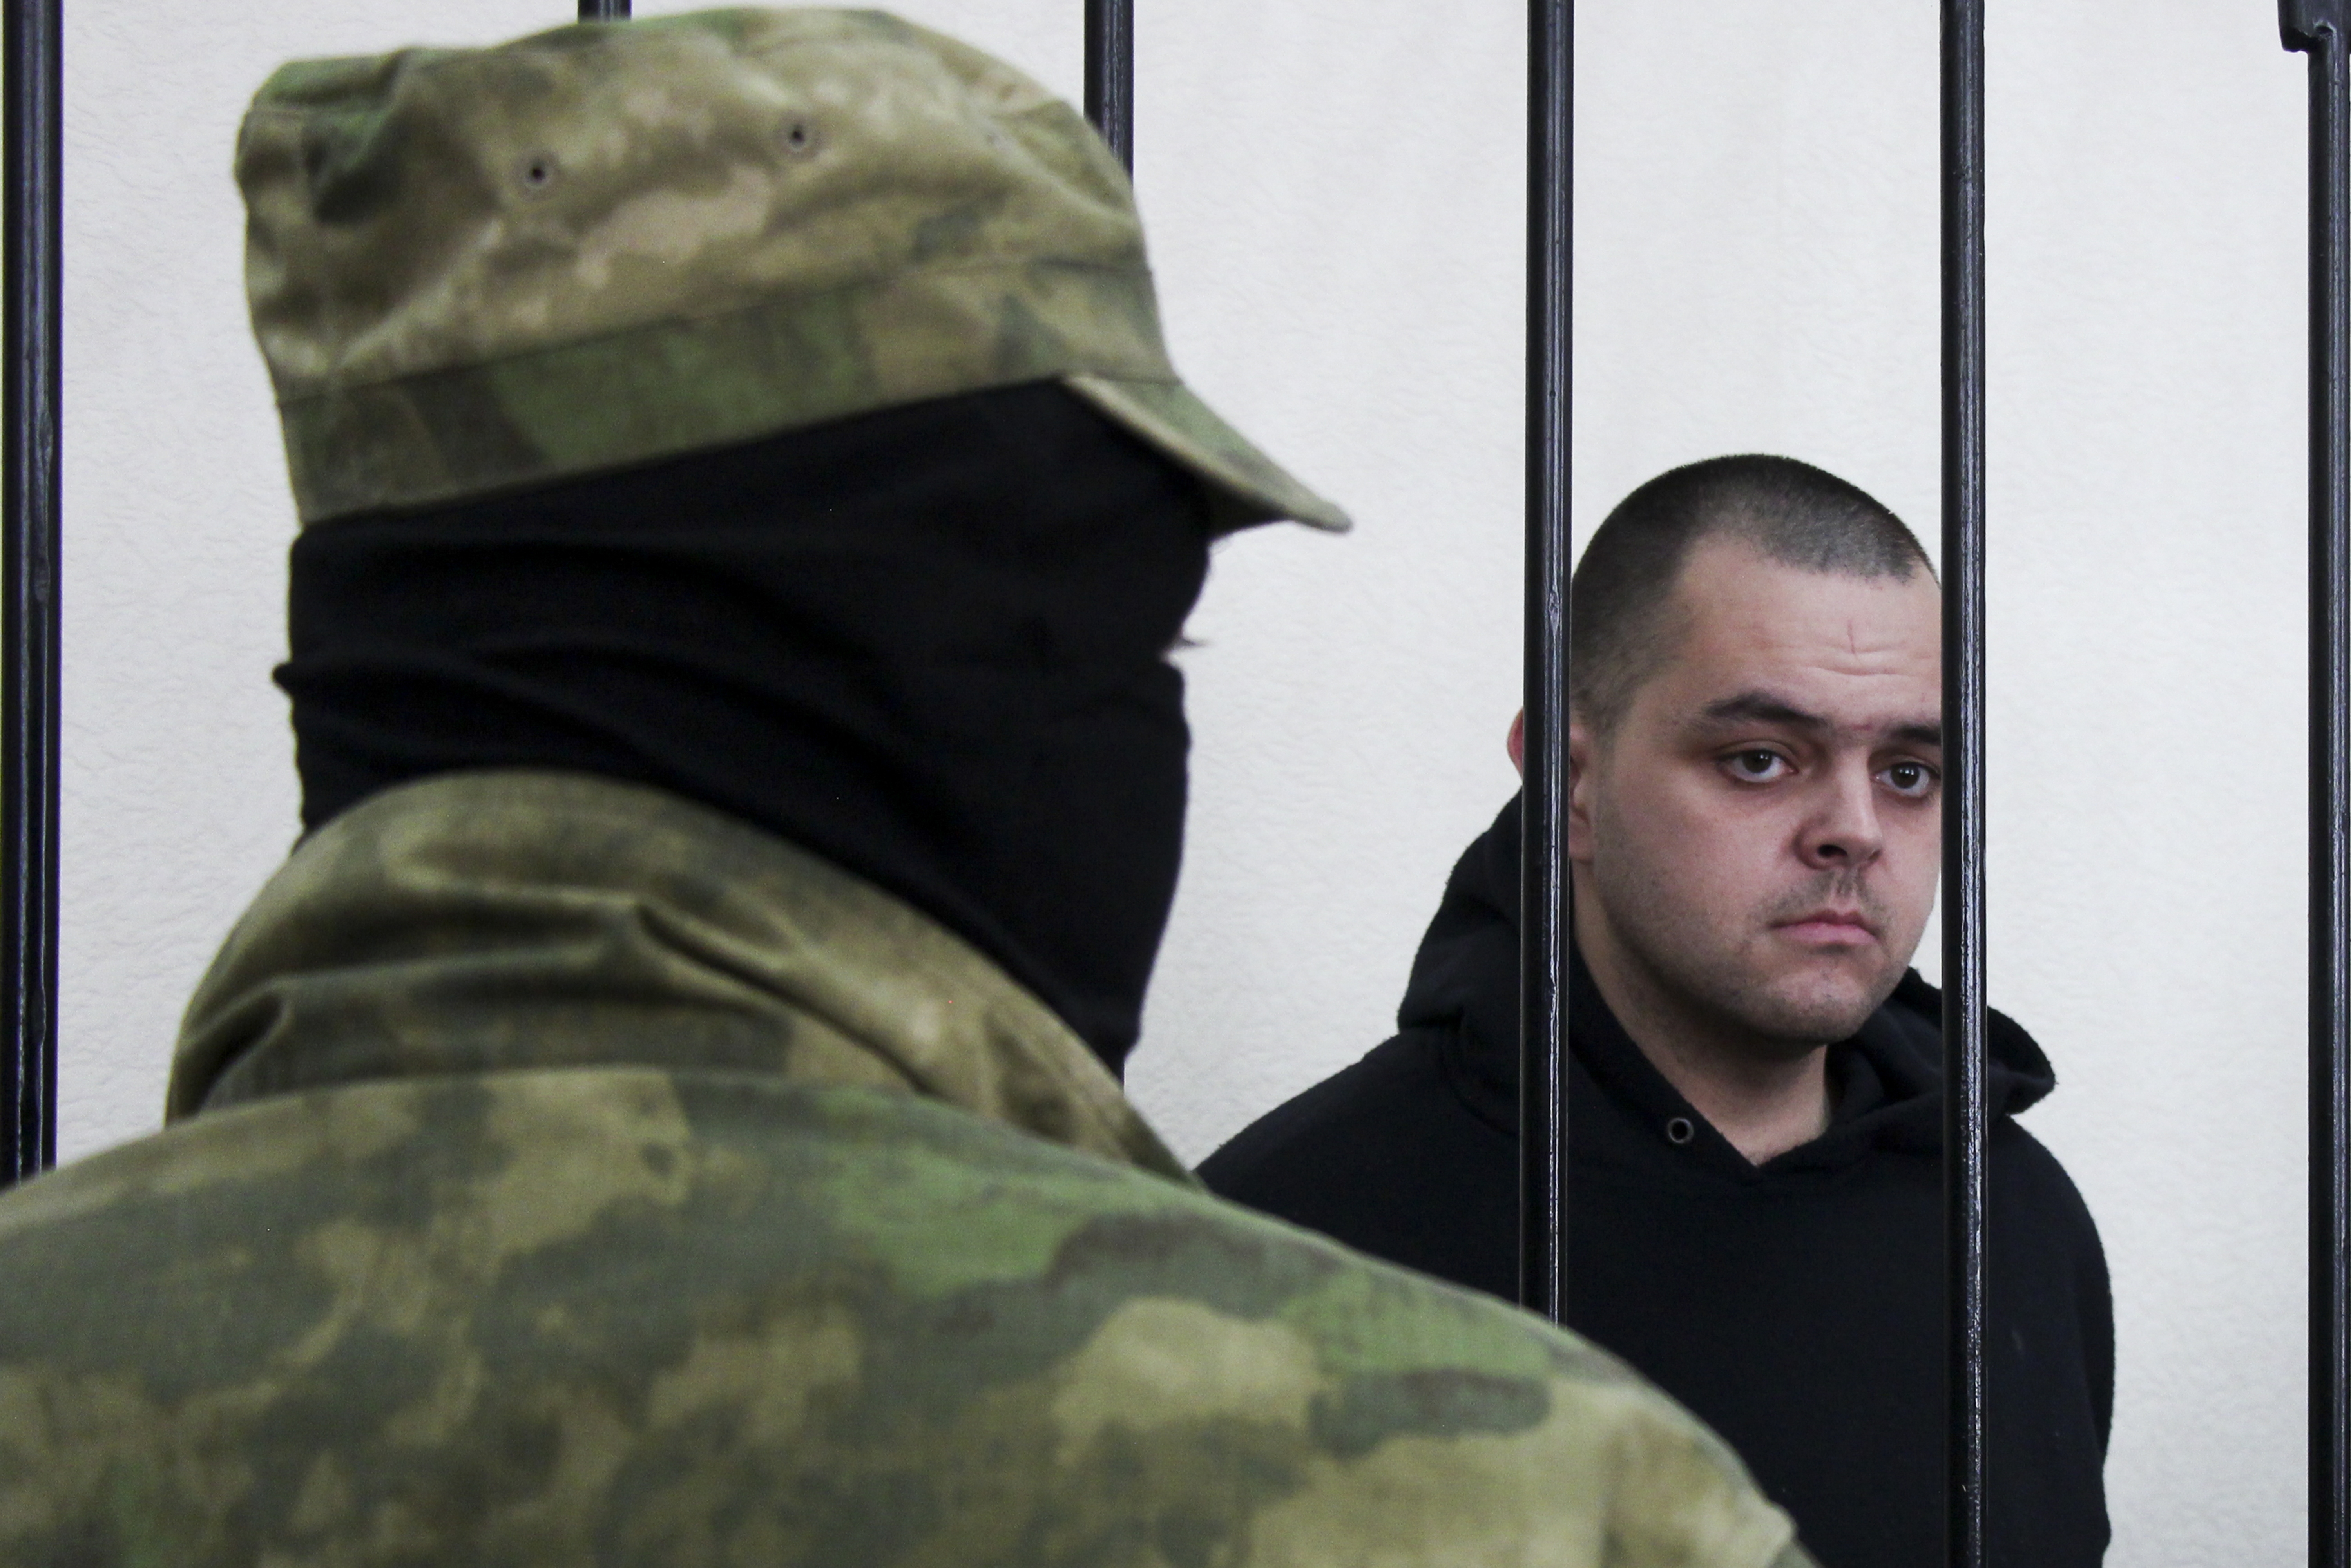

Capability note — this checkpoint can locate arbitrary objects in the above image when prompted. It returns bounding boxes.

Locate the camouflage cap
[236,7,1349,534]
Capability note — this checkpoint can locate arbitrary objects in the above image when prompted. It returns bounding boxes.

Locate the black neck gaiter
[277,383,1213,1074]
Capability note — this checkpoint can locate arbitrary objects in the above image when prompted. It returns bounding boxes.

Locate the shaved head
[1572,456,1931,735]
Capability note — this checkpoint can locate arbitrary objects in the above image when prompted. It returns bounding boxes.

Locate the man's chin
[1735,970,1894,1048]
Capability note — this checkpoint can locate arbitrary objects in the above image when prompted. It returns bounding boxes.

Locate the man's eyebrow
[1891,721,1943,748]
[1695,692,1828,731]
[1693,691,1943,748]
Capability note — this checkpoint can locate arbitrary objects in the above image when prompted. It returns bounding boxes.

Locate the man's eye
[1880,761,1939,796]
[1725,750,1789,783]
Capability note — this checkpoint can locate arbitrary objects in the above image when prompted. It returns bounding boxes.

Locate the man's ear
[1507,709,1525,777]
[1565,719,1595,862]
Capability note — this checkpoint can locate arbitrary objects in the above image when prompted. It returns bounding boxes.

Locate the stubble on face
[1592,837,1905,1054]
[1572,538,1943,1061]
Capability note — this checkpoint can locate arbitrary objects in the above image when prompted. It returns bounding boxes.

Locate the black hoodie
[1201,797,2112,1568]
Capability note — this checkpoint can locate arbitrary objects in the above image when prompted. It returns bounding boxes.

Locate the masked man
[0,14,1813,1566]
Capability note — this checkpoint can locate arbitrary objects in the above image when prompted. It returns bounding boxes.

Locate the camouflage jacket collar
[168,768,1192,1183]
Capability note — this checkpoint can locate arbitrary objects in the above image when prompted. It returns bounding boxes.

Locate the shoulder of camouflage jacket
[0,1065,1806,1568]
[172,768,1192,1184]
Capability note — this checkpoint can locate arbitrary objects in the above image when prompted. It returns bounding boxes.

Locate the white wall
[58,2,2308,1562]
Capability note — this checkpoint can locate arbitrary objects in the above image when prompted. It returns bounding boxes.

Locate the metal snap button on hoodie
[1665,1116,1695,1146]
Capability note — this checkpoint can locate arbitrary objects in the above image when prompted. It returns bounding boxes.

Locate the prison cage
[2,2,2345,1564]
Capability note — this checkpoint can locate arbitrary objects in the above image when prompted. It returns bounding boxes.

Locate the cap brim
[1063,374,1351,536]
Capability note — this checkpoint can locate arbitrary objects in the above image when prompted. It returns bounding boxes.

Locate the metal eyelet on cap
[516,154,561,197]
[781,120,821,158]
[1665,1116,1695,1146]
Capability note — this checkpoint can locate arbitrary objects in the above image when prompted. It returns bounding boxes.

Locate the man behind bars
[0,12,1815,1566]
[1204,459,2112,1568]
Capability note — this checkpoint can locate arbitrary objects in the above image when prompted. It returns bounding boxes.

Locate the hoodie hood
[1401,795,2056,1170]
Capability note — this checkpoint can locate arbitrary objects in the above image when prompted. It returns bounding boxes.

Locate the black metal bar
[2288,5,2351,1565]
[1084,0,1132,171]
[1518,0,1572,1325]
[1940,0,1989,1563]
[2,0,61,1188]
[578,0,629,20]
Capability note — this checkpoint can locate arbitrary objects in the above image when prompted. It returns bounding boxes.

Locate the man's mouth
[1775,909,1878,947]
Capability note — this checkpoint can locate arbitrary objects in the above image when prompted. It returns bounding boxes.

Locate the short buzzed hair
[1570,455,1931,734]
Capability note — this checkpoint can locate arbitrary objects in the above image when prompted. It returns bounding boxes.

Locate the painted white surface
[57,1,2306,1561]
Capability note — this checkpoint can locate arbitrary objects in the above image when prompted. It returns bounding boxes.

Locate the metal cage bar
[3,0,63,1189]
[1940,1,1991,1564]
[1085,0,1133,171]
[1518,0,1572,1324]
[2286,5,2351,1566]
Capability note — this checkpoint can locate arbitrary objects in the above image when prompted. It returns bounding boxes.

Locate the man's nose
[1799,763,1885,870]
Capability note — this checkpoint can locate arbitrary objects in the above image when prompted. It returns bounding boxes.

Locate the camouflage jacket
[0,770,1812,1567]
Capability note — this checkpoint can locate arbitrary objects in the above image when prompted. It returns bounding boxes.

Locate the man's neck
[1572,898,1831,1166]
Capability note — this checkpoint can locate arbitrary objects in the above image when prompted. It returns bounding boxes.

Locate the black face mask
[277,383,1214,1075]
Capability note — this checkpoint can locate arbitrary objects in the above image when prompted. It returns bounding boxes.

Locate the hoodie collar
[1405,795,2058,1172]
[169,768,1193,1184]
